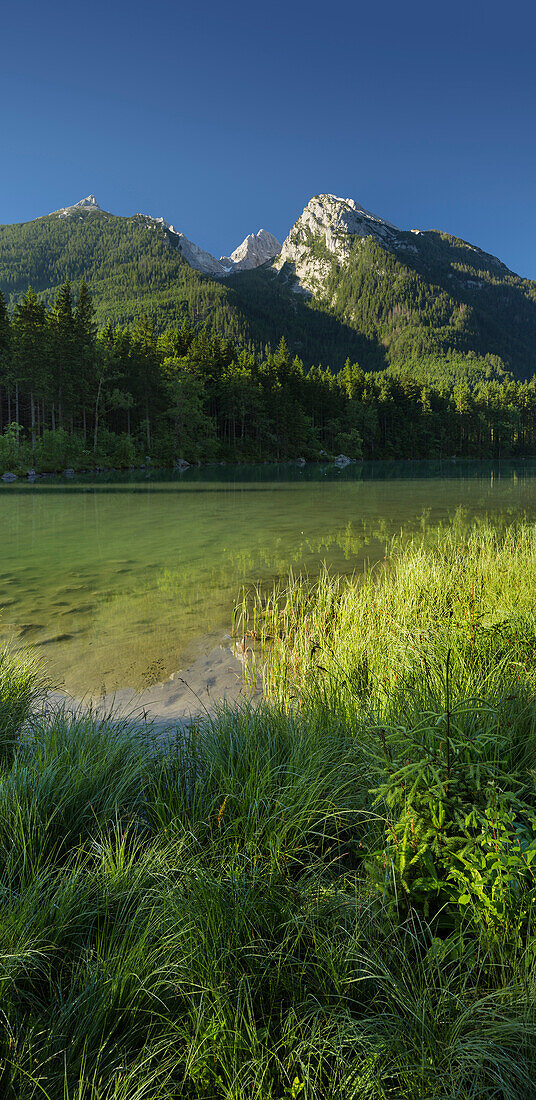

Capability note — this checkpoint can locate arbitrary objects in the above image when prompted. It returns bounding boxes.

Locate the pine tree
[129,316,161,449]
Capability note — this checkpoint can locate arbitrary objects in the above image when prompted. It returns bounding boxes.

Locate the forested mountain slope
[0,205,252,335]
[1,193,535,378]
[0,203,367,367]
[269,194,536,379]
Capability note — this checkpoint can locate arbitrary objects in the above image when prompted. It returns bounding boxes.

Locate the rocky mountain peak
[160,223,280,278]
[74,195,101,209]
[169,229,230,278]
[52,195,105,218]
[132,211,279,277]
[304,193,398,235]
[221,228,281,272]
[274,193,402,294]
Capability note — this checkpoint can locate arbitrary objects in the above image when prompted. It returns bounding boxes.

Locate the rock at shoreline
[1,472,17,481]
[333,454,352,468]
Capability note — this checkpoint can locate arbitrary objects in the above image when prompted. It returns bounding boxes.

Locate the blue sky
[1,0,535,276]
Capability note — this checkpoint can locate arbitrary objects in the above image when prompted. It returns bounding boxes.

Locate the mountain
[1,191,536,379]
[274,194,400,293]
[0,196,368,364]
[263,193,536,379]
[51,194,104,217]
[0,196,283,340]
[221,229,281,272]
[42,196,279,278]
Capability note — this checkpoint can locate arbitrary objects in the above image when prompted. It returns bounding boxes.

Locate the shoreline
[1,455,356,482]
[43,640,261,736]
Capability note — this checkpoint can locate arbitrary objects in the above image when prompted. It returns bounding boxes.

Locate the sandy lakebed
[43,640,262,738]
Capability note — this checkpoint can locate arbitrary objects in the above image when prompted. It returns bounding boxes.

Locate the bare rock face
[53,195,104,217]
[220,229,281,272]
[148,219,280,277]
[137,216,227,276]
[170,229,230,277]
[274,193,401,294]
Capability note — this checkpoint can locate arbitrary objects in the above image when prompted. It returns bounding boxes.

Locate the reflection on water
[1,459,536,694]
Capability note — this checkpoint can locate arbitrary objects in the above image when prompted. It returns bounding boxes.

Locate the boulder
[63,468,75,478]
[333,454,351,468]
[1,472,17,482]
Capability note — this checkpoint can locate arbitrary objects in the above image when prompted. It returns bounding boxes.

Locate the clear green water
[1,459,536,695]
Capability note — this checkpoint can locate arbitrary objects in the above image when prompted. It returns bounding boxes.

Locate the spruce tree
[0,290,11,430]
[75,282,97,438]
[12,288,48,451]
[49,281,76,429]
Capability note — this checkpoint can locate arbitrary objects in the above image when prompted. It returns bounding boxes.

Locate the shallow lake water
[1,459,536,695]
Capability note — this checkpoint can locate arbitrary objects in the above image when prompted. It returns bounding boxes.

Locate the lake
[1,459,536,695]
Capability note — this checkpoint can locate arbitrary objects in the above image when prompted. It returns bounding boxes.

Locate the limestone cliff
[273,193,401,294]
[221,229,281,272]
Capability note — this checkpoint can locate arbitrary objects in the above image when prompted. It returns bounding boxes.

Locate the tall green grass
[241,523,536,716]
[0,644,46,762]
[3,526,536,1096]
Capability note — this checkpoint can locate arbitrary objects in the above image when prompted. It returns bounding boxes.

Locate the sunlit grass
[3,525,536,1095]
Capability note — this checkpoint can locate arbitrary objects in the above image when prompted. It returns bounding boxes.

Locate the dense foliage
[3,526,536,1096]
[2,281,536,471]
[0,210,254,336]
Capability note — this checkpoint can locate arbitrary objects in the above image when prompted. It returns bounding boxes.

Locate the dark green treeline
[2,282,536,471]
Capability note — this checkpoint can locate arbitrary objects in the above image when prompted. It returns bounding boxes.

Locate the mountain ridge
[273,192,510,295]
[1,190,535,379]
[41,195,281,277]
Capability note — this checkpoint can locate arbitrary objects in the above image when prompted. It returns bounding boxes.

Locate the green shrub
[35,428,90,472]
[0,423,24,470]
